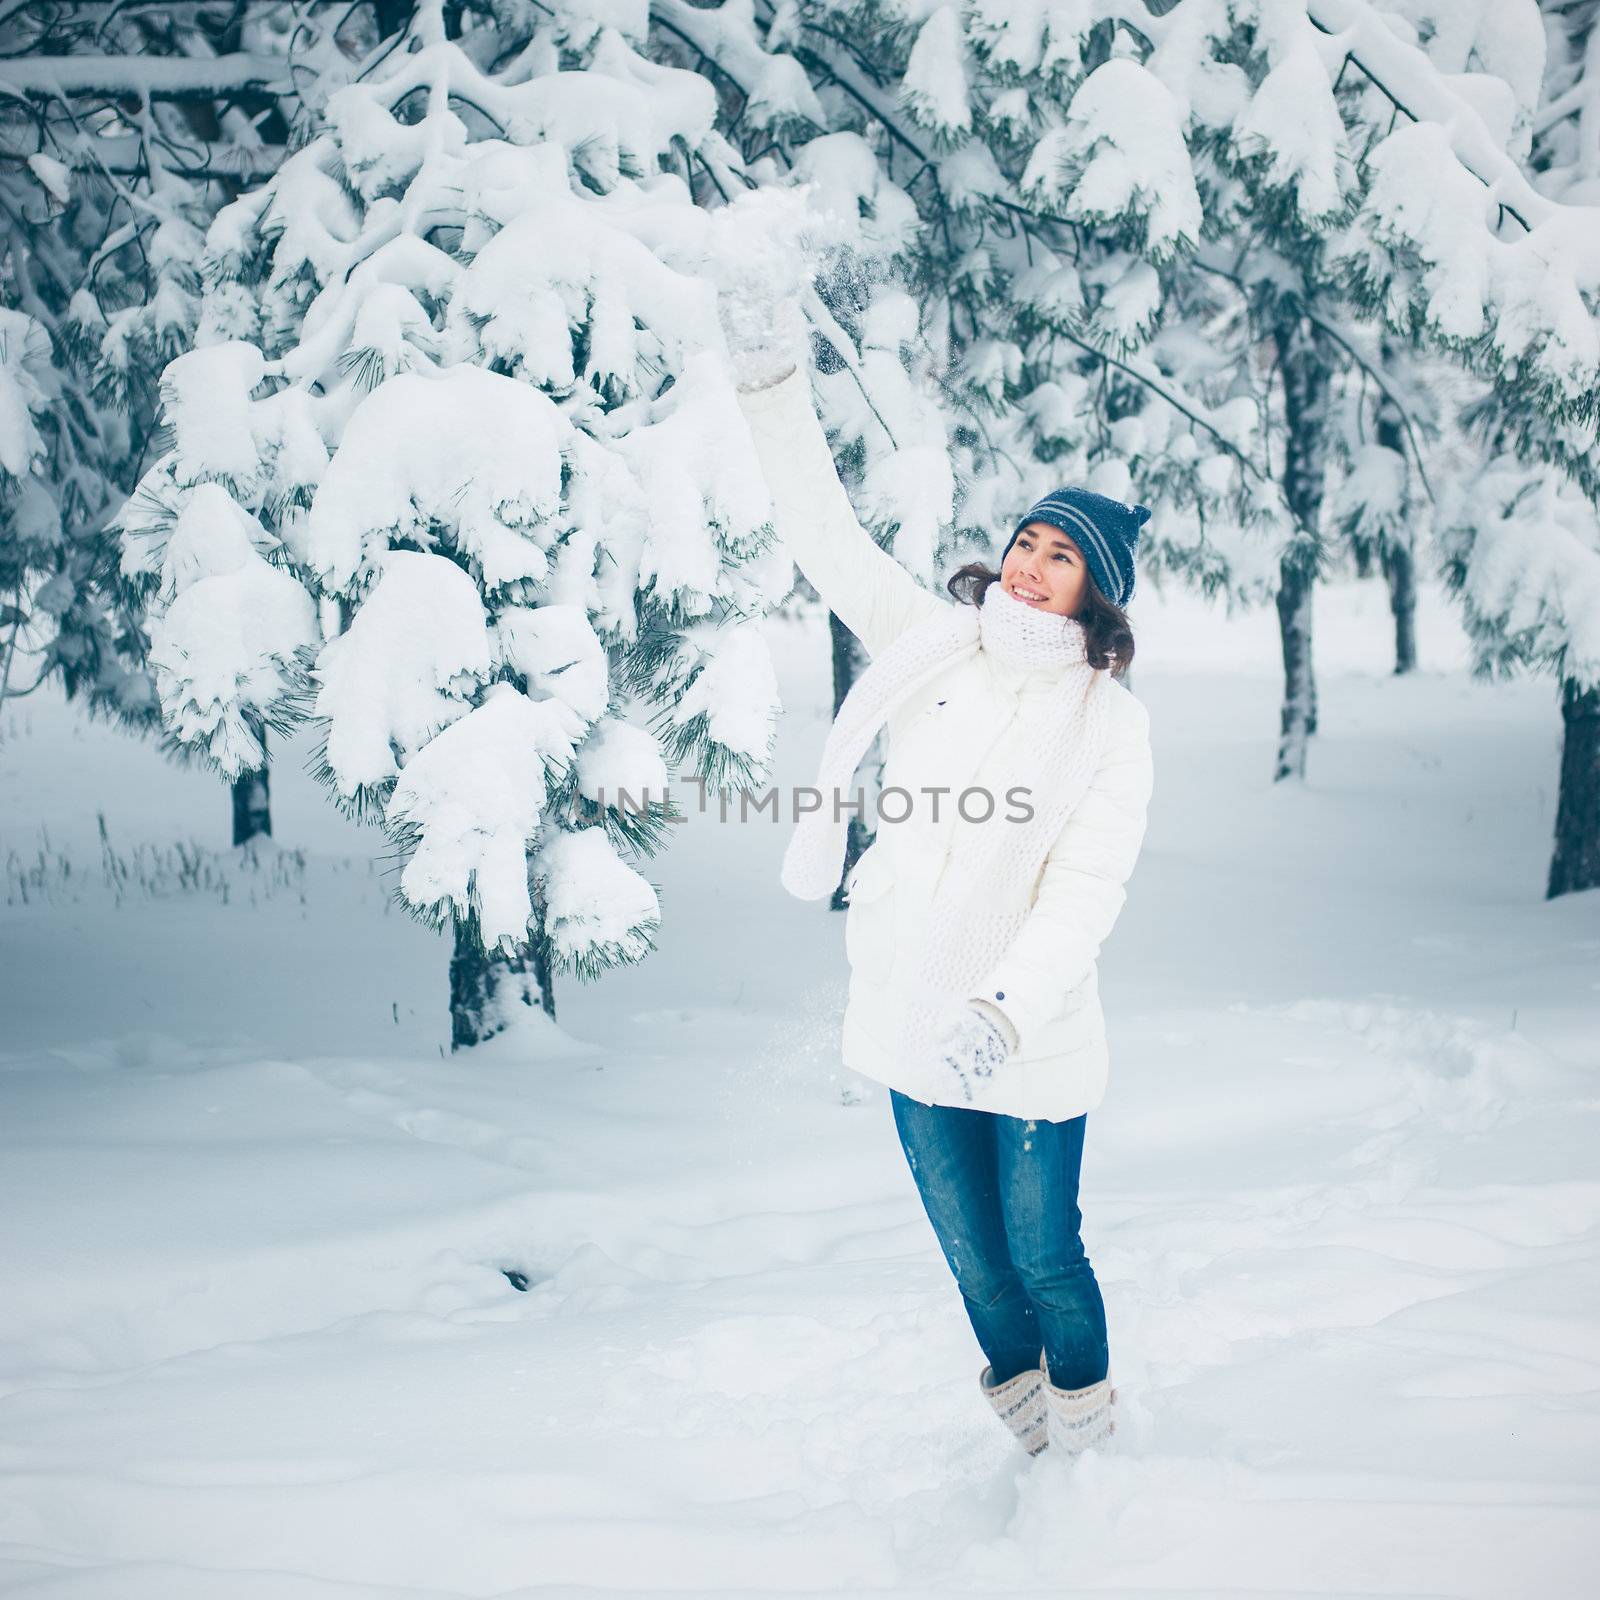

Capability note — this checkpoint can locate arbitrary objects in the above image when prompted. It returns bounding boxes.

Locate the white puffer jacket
[737,368,1154,1122]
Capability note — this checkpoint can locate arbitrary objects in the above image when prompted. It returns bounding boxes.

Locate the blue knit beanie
[1003,488,1150,609]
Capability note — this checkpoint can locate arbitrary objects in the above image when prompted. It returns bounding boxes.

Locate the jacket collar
[982,649,1078,696]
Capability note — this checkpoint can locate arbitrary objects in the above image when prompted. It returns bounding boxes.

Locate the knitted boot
[1039,1354,1116,1457]
[979,1361,1048,1455]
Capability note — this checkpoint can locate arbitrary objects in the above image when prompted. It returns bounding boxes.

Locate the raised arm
[736,366,945,658]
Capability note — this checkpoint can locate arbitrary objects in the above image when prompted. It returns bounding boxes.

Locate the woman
[729,344,1154,1461]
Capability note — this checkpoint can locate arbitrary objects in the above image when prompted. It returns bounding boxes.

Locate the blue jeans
[890,1089,1110,1390]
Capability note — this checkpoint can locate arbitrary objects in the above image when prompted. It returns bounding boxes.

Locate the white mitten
[936,1004,1015,1102]
[701,185,825,392]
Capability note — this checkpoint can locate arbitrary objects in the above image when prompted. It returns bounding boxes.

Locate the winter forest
[1,0,1597,1593]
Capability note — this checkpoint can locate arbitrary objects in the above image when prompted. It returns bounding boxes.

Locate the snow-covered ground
[1,577,1596,1598]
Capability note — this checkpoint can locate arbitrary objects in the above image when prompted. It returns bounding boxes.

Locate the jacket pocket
[1062,972,1094,1013]
[844,846,896,984]
[1040,973,1096,1032]
[1014,976,1102,1064]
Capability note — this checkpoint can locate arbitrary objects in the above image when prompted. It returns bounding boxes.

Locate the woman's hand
[702,186,820,392]
[936,1004,1016,1103]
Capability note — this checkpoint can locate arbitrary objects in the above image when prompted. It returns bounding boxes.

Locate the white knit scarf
[782,580,1114,1077]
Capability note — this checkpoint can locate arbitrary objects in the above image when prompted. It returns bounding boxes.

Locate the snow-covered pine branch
[0,52,288,98]
[1437,457,1600,689]
[1302,1,1600,447]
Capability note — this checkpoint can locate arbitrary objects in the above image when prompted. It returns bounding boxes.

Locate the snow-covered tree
[1116,2,1559,776]
[1427,0,1600,898]
[1314,0,1600,896]
[0,0,379,842]
[1246,0,1599,885]
[940,2,1597,816]
[118,2,806,1045]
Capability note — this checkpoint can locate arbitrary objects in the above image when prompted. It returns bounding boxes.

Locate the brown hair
[945,561,1136,679]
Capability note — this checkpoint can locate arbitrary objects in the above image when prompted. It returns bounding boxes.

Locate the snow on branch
[0,53,288,100]
[1308,0,1600,413]
[1306,1,1561,235]
[1438,458,1600,691]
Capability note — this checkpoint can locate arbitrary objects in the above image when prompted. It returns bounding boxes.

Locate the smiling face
[1000,521,1090,616]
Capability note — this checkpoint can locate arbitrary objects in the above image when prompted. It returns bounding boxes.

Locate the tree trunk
[829,609,873,911]
[1375,387,1417,675]
[1272,315,1334,779]
[449,909,556,1049]
[1307,611,1320,738]
[1381,540,1417,676]
[1548,674,1600,898]
[1275,560,1316,779]
[231,764,271,846]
